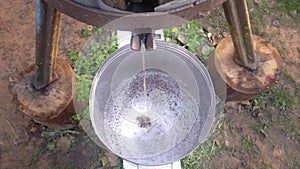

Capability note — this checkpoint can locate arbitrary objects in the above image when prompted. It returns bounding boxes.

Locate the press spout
[130,32,156,51]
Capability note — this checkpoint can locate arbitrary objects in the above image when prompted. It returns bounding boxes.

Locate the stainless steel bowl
[90,41,216,165]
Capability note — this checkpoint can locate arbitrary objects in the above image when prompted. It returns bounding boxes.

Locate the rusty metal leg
[223,0,259,71]
[12,0,77,129]
[34,0,62,89]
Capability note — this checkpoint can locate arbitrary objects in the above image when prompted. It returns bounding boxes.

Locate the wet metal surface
[89,41,216,165]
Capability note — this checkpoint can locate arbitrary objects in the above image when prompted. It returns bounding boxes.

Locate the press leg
[12,0,77,129]
[34,0,62,89]
[207,0,283,101]
[223,0,259,71]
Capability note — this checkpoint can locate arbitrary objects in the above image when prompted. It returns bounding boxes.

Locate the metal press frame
[34,0,258,89]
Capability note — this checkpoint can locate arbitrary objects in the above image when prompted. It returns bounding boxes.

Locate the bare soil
[0,0,299,169]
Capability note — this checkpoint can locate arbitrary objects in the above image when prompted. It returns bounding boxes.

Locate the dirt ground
[0,0,299,169]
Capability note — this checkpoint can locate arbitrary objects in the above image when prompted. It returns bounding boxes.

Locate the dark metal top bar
[43,0,226,28]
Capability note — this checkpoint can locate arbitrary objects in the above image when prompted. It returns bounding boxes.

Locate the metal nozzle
[130,33,156,51]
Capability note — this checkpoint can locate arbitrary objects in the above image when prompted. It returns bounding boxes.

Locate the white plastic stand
[123,160,182,169]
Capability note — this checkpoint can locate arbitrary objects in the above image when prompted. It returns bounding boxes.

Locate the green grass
[182,140,220,169]
[276,0,300,14]
[291,128,300,142]
[68,28,118,120]
[53,163,78,169]
[74,32,118,101]
[77,27,104,38]
[247,0,272,38]
[30,129,81,167]
[41,130,80,138]
[241,135,260,154]
[248,83,296,136]
[282,68,300,95]
[30,137,58,166]
[252,93,266,107]
[205,8,228,31]
[164,21,224,169]
[269,86,295,111]
[247,0,300,36]
[30,147,49,166]
[68,50,78,61]
[284,145,300,168]
[77,29,90,38]
[249,84,295,113]
[164,21,215,63]
[251,119,269,137]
